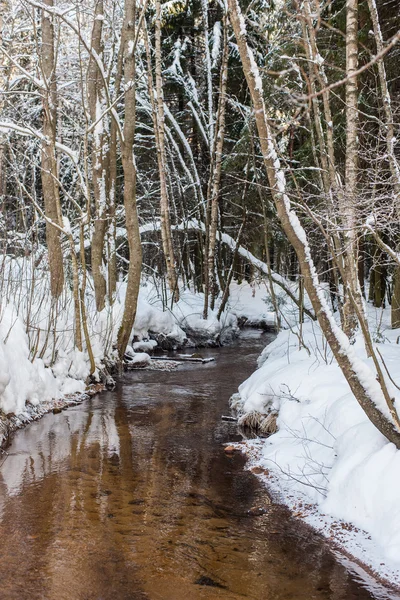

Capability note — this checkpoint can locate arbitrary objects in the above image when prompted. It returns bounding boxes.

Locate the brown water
[0,329,397,600]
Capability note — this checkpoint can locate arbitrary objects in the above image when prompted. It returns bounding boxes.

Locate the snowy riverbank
[232,307,400,588]
[0,257,276,423]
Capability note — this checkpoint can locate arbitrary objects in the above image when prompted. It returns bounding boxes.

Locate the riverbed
[0,330,394,599]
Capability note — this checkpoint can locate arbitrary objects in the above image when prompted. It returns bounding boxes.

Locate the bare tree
[227,0,400,448]
[154,0,179,302]
[203,12,228,318]
[88,0,108,312]
[117,0,142,359]
[39,0,64,298]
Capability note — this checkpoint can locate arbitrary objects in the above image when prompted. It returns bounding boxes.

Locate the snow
[0,304,84,416]
[233,301,400,582]
[227,280,276,327]
[125,351,151,366]
[211,21,222,68]
[132,339,158,353]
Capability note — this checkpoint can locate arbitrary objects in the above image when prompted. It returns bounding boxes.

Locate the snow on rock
[133,283,240,347]
[132,339,158,353]
[233,308,400,576]
[125,352,151,367]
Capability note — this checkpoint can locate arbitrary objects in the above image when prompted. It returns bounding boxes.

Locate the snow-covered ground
[232,301,400,588]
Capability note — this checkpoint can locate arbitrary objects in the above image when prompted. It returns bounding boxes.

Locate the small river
[0,329,396,599]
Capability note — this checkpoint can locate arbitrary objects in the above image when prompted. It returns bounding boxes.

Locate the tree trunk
[40,0,64,299]
[107,25,125,305]
[228,0,400,448]
[117,0,142,359]
[203,14,228,318]
[88,0,108,312]
[392,267,400,328]
[0,4,6,199]
[341,0,360,337]
[153,0,179,303]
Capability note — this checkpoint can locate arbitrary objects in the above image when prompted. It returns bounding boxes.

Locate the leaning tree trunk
[40,0,64,298]
[227,0,400,448]
[117,0,142,359]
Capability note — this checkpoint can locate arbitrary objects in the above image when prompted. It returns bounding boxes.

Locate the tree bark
[154,0,179,302]
[88,0,108,312]
[0,4,7,199]
[40,0,64,298]
[203,14,228,318]
[117,0,142,359]
[341,0,360,337]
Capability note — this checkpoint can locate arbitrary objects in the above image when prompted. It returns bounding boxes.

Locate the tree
[117,0,142,359]
[227,0,400,448]
[40,0,64,299]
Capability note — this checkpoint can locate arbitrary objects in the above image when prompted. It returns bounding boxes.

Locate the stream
[0,329,396,600]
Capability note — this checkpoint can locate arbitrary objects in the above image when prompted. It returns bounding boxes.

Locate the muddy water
[0,330,396,600]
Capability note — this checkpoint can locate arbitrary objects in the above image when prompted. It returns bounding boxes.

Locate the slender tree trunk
[154,0,179,302]
[204,15,228,317]
[341,0,360,337]
[366,0,400,327]
[88,0,108,312]
[392,268,400,328]
[107,28,125,305]
[117,0,142,359]
[40,0,64,298]
[201,0,214,150]
[0,5,6,199]
[228,0,400,447]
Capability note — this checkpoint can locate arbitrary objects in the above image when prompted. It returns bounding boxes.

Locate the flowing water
[0,330,397,600]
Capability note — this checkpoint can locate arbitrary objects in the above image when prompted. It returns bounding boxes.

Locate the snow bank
[227,280,276,327]
[0,305,85,416]
[233,309,400,573]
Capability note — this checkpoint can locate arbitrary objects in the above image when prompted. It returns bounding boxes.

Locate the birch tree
[203,11,228,317]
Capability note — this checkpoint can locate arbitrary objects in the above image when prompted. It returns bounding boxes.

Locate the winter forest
[1,0,400,596]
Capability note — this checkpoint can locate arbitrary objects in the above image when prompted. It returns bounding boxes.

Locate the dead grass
[238,410,278,435]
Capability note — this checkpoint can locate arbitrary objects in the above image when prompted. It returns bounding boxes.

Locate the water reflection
[0,330,396,599]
